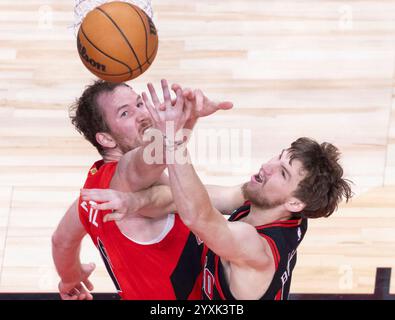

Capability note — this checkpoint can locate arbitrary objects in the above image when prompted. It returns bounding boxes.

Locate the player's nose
[136,107,150,122]
[261,164,274,176]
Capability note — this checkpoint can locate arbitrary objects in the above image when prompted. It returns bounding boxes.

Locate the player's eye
[120,111,128,117]
[137,102,144,108]
[282,170,286,179]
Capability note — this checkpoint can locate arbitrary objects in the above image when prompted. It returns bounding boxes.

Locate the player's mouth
[251,171,265,185]
[140,123,153,136]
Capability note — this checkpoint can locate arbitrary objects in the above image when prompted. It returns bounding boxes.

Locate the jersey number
[203,265,215,299]
[81,200,99,227]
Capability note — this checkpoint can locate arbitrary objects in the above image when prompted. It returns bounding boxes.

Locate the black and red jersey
[78,160,203,300]
[201,203,307,300]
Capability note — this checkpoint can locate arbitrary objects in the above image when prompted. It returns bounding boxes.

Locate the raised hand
[142,79,191,136]
[58,263,95,300]
[171,84,233,120]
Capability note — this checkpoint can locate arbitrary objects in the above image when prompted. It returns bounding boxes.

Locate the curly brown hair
[69,80,129,156]
[289,137,353,219]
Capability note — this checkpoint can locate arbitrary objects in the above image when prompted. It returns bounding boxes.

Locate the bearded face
[97,85,153,154]
[242,150,306,210]
[242,182,286,209]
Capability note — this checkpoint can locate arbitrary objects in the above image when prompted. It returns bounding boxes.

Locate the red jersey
[78,160,203,300]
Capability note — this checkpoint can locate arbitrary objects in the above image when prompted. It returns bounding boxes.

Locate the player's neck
[102,148,123,163]
[246,204,292,226]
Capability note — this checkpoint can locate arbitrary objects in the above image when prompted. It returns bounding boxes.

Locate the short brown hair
[70,80,128,155]
[288,137,353,219]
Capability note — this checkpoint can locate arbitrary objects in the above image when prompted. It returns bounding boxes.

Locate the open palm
[143,79,191,135]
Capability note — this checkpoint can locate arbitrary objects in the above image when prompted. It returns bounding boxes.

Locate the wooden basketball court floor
[0,0,394,296]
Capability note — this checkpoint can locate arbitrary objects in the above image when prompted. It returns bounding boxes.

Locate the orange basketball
[77,1,158,83]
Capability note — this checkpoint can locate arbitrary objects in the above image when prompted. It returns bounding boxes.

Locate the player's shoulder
[228,221,273,269]
[86,160,119,189]
[228,220,263,245]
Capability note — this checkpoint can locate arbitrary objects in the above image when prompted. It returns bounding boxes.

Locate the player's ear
[96,132,116,149]
[285,197,305,213]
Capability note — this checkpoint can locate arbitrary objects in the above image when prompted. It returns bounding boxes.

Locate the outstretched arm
[167,152,270,267]
[81,182,175,222]
[112,80,180,192]
[80,181,247,222]
[52,199,95,300]
[160,174,246,214]
[144,87,270,267]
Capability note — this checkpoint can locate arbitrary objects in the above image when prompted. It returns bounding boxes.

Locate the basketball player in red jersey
[51,79,233,300]
[120,96,353,300]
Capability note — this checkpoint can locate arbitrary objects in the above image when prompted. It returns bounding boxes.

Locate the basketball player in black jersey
[85,102,353,300]
[142,91,354,299]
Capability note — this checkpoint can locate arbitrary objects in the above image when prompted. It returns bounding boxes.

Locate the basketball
[77,1,158,83]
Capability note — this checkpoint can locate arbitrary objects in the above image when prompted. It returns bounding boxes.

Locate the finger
[83,279,94,291]
[103,212,126,222]
[184,98,193,122]
[174,88,184,110]
[78,293,86,300]
[147,83,160,106]
[81,263,96,283]
[81,189,113,202]
[195,89,203,112]
[142,92,159,122]
[171,83,182,92]
[59,293,69,300]
[59,282,81,300]
[217,101,234,110]
[172,85,187,98]
[141,91,154,109]
[58,282,73,295]
[161,79,171,107]
[77,286,90,300]
[74,286,92,301]
[83,262,96,275]
[170,84,182,106]
[95,201,119,211]
[68,287,81,300]
[60,292,78,300]
[183,88,194,100]
[81,188,115,197]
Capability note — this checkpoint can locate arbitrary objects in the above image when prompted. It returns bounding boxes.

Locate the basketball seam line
[96,7,143,74]
[79,26,133,77]
[125,3,149,64]
[79,40,157,76]
[79,21,157,77]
